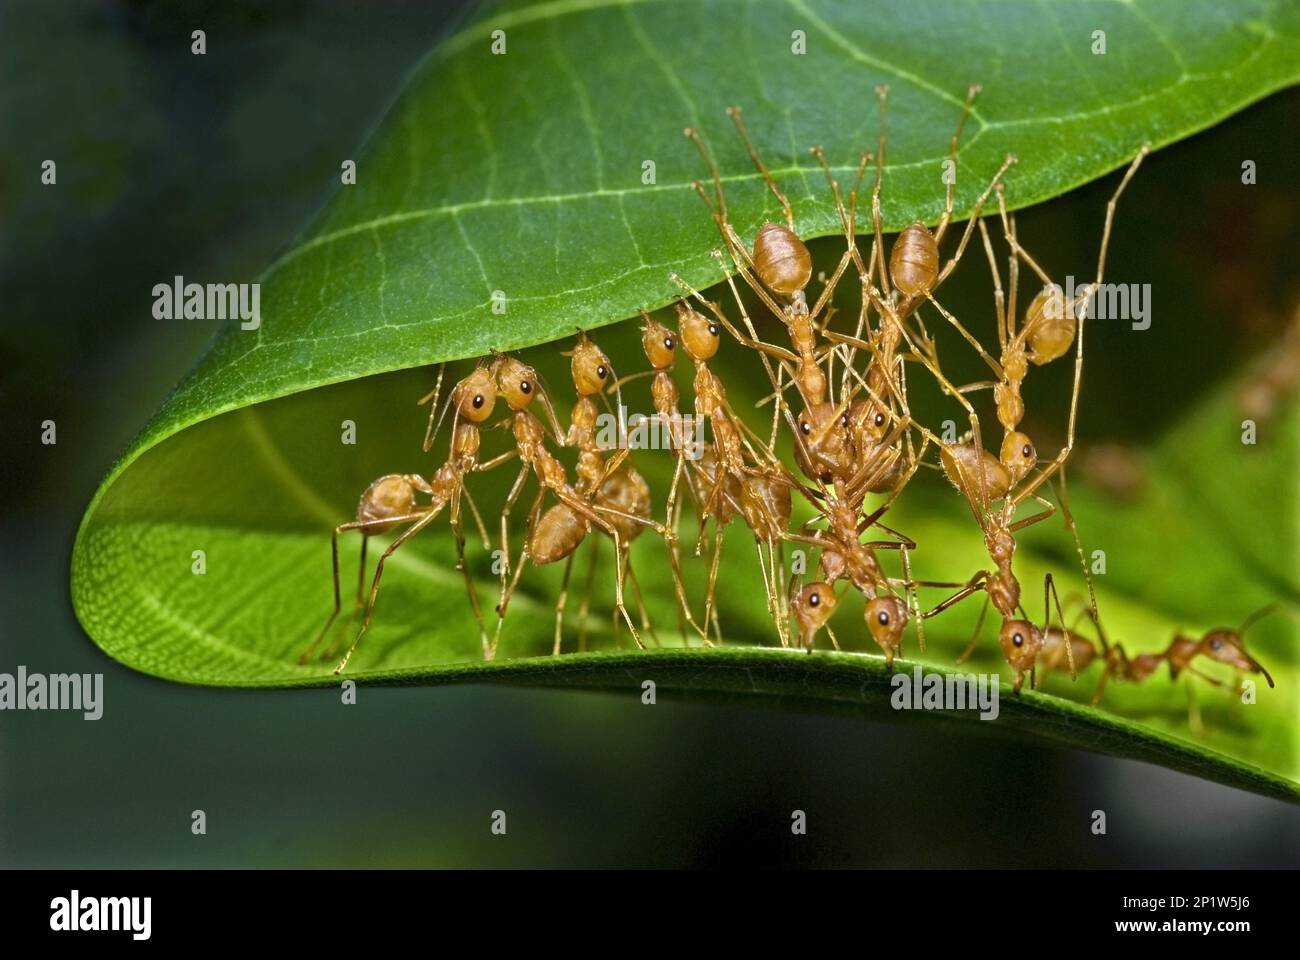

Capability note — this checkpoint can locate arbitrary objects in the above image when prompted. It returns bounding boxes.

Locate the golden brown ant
[305,362,508,673]
[1037,605,1278,710]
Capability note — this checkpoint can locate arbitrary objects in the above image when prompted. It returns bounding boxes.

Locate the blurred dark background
[2,0,1298,867]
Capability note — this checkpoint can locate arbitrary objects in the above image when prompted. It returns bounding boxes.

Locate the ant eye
[520,381,532,394]
[1210,638,1222,651]
[664,336,675,350]
[1022,444,1033,458]
[809,591,820,607]
[875,413,886,427]
[840,414,849,426]
[596,365,607,379]
[877,611,889,625]
[1012,632,1024,647]
[708,323,719,337]
[472,394,484,409]
[800,421,811,434]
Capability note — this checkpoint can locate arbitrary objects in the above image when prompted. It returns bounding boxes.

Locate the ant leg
[1094,145,1151,288]
[664,449,690,643]
[1055,467,1101,634]
[321,534,370,661]
[956,592,992,664]
[624,549,660,647]
[1091,658,1114,706]
[977,218,1008,352]
[703,521,725,646]
[1004,192,1020,333]
[932,84,981,245]
[497,465,531,583]
[1186,675,1203,736]
[754,537,781,643]
[811,144,868,279]
[773,538,792,649]
[871,86,892,298]
[301,522,368,664]
[728,106,795,228]
[898,542,924,653]
[924,292,1004,378]
[1008,494,1056,532]
[461,485,492,551]
[682,125,728,224]
[927,154,1017,291]
[577,536,599,653]
[335,507,443,674]
[492,488,546,657]
[450,489,490,660]
[995,182,1054,288]
[553,552,576,655]
[923,571,988,620]
[563,495,643,648]
[1042,572,1075,679]
[702,520,733,647]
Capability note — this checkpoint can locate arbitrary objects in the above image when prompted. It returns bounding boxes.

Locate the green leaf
[72,0,1300,801]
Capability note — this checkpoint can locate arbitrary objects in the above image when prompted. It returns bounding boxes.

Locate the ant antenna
[1239,602,1281,635]
[419,364,455,453]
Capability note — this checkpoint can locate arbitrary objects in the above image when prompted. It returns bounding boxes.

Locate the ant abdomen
[940,442,1011,502]
[753,222,811,295]
[1024,287,1078,365]
[598,468,652,542]
[529,502,590,566]
[356,474,424,532]
[1040,627,1097,674]
[889,222,940,296]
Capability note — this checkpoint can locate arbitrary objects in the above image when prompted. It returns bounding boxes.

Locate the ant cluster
[301,86,1278,716]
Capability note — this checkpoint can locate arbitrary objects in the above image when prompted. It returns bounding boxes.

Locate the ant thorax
[511,407,546,457]
[450,422,480,467]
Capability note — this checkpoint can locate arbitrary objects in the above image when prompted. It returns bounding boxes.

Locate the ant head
[569,332,611,397]
[674,301,720,361]
[640,316,677,370]
[1200,629,1274,687]
[795,401,850,482]
[452,366,497,423]
[494,356,540,411]
[753,222,811,296]
[999,619,1042,673]
[853,395,891,443]
[865,596,908,655]
[1000,431,1037,482]
[792,581,837,634]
